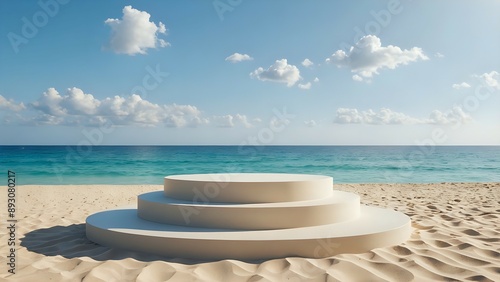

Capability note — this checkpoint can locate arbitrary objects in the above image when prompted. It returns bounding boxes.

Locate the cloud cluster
[10,87,267,129]
[335,108,420,125]
[105,6,169,55]
[451,71,499,92]
[326,35,428,82]
[225,54,317,90]
[31,87,100,116]
[476,71,500,90]
[225,53,253,63]
[0,95,25,111]
[250,59,301,87]
[29,87,203,127]
[428,106,472,125]
[334,107,471,125]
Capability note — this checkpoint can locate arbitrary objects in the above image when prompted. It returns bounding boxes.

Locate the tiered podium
[86,173,411,259]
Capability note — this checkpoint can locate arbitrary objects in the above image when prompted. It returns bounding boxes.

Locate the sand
[1,183,499,281]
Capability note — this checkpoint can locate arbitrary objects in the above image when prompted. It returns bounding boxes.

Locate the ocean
[1,146,499,185]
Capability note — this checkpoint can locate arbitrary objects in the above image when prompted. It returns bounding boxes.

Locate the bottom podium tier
[86,205,411,260]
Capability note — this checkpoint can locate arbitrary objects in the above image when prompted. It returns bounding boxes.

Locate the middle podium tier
[138,190,360,230]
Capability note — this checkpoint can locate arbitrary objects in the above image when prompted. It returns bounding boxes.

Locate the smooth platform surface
[86,205,411,260]
[164,173,333,203]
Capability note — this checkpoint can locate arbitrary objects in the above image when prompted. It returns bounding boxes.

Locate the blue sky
[1,0,499,145]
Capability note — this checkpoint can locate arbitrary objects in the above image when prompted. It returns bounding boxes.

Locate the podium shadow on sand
[19,224,220,264]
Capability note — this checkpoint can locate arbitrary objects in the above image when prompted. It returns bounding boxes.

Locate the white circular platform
[87,205,410,260]
[86,173,412,260]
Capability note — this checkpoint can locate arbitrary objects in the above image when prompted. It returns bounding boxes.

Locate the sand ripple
[1,183,499,281]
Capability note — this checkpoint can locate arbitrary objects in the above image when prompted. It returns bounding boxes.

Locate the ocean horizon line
[1,144,500,147]
[2,145,499,185]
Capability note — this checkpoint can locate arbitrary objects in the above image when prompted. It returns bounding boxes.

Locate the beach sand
[1,183,499,281]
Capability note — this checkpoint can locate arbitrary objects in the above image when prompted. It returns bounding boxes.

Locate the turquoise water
[0,146,499,184]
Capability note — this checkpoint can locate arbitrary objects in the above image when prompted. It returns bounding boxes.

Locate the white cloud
[101,96,202,127]
[352,74,363,82]
[212,115,234,128]
[225,53,253,63]
[435,52,445,58]
[428,106,472,125]
[301,58,314,68]
[304,120,317,127]
[313,77,319,83]
[475,71,500,90]
[334,108,420,125]
[31,88,67,116]
[29,87,203,127]
[250,59,301,87]
[0,95,25,111]
[105,6,169,55]
[326,35,428,82]
[6,87,264,129]
[188,116,210,127]
[234,114,253,128]
[298,82,311,90]
[452,82,471,90]
[63,87,101,115]
[334,107,471,125]
[212,114,253,128]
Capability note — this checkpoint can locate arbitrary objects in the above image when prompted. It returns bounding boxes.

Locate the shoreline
[1,183,499,281]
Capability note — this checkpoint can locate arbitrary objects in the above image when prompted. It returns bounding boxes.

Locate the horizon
[2,144,500,147]
[1,1,499,145]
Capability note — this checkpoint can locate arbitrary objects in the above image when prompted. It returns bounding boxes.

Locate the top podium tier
[164,173,333,203]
